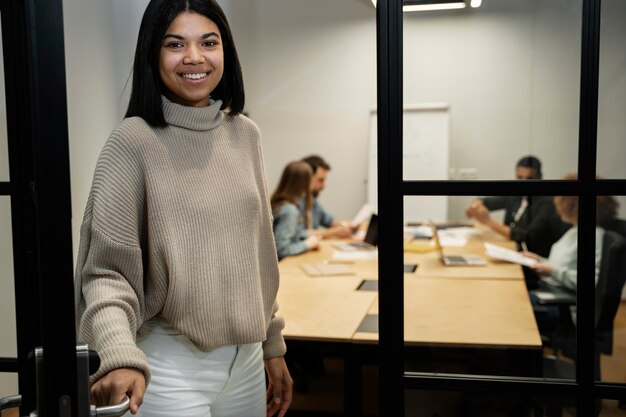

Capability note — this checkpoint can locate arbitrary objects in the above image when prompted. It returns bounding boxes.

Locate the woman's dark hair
[516,155,542,179]
[301,155,331,174]
[125,0,245,126]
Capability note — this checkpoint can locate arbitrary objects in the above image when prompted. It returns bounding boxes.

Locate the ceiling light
[370,0,482,12]
[403,2,466,12]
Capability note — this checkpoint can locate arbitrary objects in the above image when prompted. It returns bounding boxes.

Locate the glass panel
[404,389,576,417]
[402,0,581,181]
[597,195,626,384]
[401,196,576,379]
[597,0,626,180]
[0,374,18,402]
[0,16,10,182]
[0,196,17,407]
[0,197,16,358]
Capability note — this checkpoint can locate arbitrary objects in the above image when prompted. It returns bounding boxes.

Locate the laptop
[333,214,379,252]
[429,222,486,266]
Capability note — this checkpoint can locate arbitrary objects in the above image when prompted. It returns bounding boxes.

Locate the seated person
[465,155,569,287]
[301,155,359,239]
[271,161,320,260]
[523,174,619,334]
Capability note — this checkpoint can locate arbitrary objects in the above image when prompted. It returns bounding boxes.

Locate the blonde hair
[271,161,313,227]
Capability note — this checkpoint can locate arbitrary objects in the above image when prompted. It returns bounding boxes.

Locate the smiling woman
[158,12,224,108]
[73,1,292,416]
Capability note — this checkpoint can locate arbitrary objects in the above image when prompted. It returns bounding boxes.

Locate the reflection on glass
[0,17,10,182]
[596,195,626,384]
[0,197,16,357]
[403,0,581,180]
[404,389,576,417]
[597,0,626,180]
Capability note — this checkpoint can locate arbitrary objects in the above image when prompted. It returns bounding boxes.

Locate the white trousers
[130,320,266,417]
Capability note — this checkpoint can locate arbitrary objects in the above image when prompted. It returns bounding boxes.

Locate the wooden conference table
[276,224,542,415]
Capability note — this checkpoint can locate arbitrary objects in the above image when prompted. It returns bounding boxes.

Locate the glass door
[1,0,80,415]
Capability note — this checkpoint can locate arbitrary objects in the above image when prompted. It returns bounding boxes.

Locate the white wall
[227,0,377,220]
[61,0,626,237]
[230,0,625,221]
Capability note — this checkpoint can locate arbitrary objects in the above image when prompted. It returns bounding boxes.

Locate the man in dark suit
[465,156,570,288]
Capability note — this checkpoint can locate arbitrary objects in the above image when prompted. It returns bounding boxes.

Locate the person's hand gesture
[465,199,484,218]
[521,251,540,261]
[265,356,293,417]
[305,235,321,250]
[334,223,355,239]
[531,262,555,277]
[473,205,491,224]
[91,368,145,415]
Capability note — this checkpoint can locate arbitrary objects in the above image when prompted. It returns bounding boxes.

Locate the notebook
[429,222,486,266]
[333,214,379,252]
[300,263,355,277]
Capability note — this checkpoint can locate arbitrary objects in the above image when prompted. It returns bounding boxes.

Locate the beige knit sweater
[74,97,285,383]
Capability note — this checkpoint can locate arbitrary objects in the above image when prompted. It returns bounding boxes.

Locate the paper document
[484,242,538,267]
[332,250,378,261]
[437,230,468,247]
[300,263,354,277]
[352,204,376,227]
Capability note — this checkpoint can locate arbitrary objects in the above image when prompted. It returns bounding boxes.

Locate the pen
[521,241,528,252]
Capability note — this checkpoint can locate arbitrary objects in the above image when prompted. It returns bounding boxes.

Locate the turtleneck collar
[162,96,224,131]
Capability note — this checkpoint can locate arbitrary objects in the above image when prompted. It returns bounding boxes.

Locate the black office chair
[601,217,626,239]
[533,229,626,416]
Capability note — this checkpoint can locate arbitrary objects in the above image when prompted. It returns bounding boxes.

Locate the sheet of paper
[437,230,468,247]
[332,250,378,261]
[404,225,433,239]
[440,227,479,240]
[484,242,537,267]
[532,291,557,301]
[352,203,376,227]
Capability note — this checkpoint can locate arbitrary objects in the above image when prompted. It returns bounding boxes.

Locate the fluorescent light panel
[370,0,481,11]
[404,2,466,11]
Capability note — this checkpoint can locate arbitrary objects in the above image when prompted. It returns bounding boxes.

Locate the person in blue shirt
[271,161,320,260]
[301,155,359,239]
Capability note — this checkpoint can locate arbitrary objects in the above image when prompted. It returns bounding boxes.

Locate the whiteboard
[368,104,450,222]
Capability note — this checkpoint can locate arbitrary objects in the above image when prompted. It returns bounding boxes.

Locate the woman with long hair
[271,161,320,260]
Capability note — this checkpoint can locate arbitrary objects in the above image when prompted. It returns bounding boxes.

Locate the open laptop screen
[363,214,379,246]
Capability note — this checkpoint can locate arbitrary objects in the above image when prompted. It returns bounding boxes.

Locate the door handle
[0,394,21,412]
[90,396,130,417]
[23,396,130,417]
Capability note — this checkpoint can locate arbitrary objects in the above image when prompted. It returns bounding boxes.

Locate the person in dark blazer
[465,156,570,288]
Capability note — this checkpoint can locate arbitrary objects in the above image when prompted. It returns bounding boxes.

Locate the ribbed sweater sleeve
[75,98,286,384]
[74,129,150,383]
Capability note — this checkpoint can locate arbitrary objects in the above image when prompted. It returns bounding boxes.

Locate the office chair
[601,217,626,239]
[533,229,626,416]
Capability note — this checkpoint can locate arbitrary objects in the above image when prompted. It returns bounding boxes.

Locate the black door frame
[1,0,78,415]
[376,0,626,415]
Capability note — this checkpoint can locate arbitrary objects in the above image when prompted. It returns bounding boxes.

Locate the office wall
[229,0,625,221]
[61,0,626,240]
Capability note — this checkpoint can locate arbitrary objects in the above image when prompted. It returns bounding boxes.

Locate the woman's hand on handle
[91,368,145,415]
